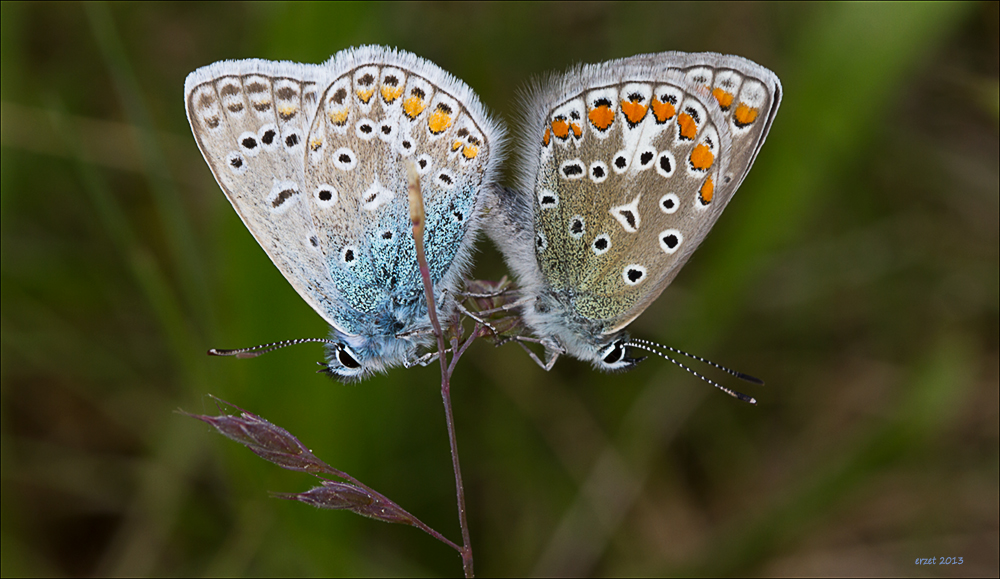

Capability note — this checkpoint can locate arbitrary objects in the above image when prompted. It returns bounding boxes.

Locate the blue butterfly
[186,46,504,379]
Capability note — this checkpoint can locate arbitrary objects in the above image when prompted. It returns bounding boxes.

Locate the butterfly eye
[602,343,623,365]
[596,339,645,372]
[337,346,361,369]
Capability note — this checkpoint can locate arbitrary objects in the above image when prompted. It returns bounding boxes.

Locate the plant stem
[407,163,475,578]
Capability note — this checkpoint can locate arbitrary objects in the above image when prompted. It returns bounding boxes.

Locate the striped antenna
[208,338,337,359]
[626,339,761,404]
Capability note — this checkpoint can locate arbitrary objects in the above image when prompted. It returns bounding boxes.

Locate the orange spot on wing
[462,145,479,159]
[381,85,403,103]
[403,96,426,119]
[328,109,349,126]
[712,88,734,110]
[570,122,582,138]
[621,100,648,124]
[699,177,714,204]
[543,127,551,146]
[310,138,323,151]
[551,118,570,139]
[452,140,463,151]
[428,108,452,134]
[356,88,375,104]
[588,104,615,130]
[734,103,759,127]
[651,97,676,123]
[690,144,714,171]
[677,112,698,140]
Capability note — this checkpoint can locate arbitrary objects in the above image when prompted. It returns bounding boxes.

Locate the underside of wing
[517,52,781,337]
[185,59,356,331]
[187,48,506,339]
[298,47,505,335]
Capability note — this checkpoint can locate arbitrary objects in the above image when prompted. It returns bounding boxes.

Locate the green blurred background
[2,2,997,576]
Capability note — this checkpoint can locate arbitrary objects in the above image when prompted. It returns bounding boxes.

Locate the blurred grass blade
[84,2,216,339]
[46,103,199,378]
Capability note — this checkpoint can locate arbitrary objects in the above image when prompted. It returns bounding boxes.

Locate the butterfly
[485,52,780,396]
[185,46,504,380]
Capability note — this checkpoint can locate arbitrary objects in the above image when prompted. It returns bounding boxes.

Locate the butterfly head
[594,336,645,372]
[319,330,419,382]
[320,341,367,380]
[559,328,646,373]
[523,292,645,372]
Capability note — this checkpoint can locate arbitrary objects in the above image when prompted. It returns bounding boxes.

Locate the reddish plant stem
[449,331,479,376]
[407,164,475,578]
[405,511,464,552]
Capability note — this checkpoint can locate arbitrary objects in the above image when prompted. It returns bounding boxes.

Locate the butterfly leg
[456,276,513,299]
[396,327,435,340]
[462,294,534,317]
[405,347,455,368]
[454,286,513,299]
[454,301,502,337]
[515,338,560,371]
[496,335,561,371]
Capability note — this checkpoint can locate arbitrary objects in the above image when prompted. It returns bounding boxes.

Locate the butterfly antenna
[208,338,338,359]
[626,340,757,405]
[629,338,764,385]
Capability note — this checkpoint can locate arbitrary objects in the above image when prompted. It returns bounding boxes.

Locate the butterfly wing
[516,53,780,338]
[185,60,353,332]
[655,53,782,205]
[299,47,504,336]
[187,48,505,344]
